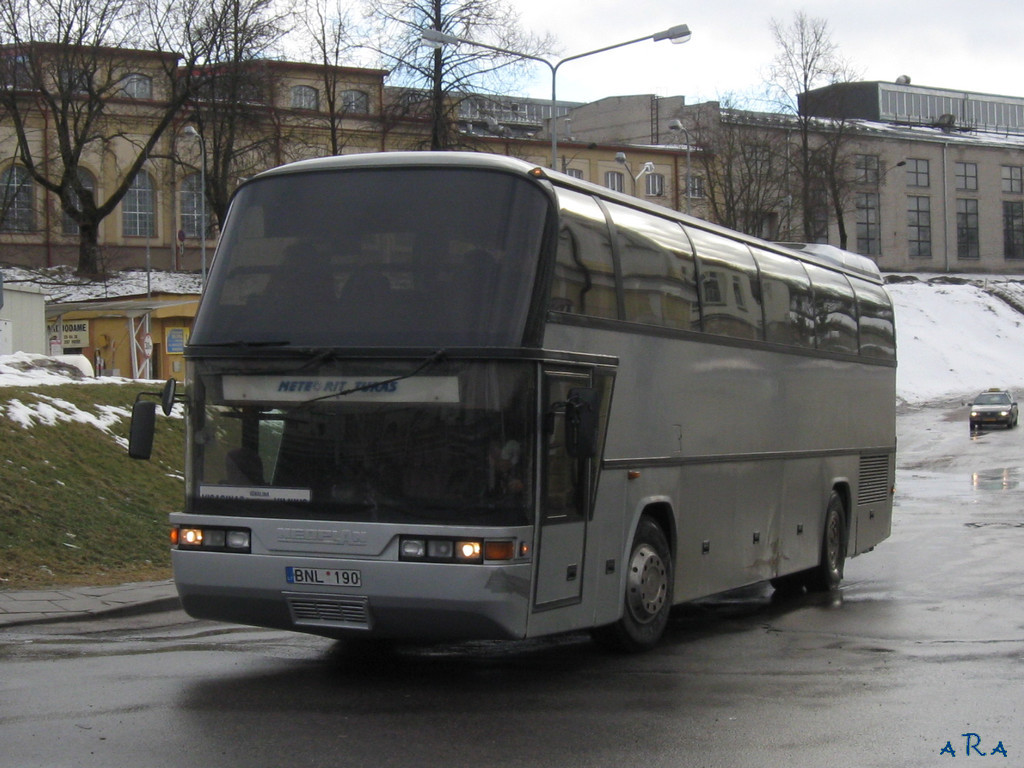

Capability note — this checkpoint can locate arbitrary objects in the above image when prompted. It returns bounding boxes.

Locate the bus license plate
[285,567,362,587]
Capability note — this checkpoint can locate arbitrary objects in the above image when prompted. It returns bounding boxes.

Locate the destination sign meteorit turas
[221,375,460,403]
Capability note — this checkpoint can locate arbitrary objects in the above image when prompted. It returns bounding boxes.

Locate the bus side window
[686,227,763,340]
[850,277,896,360]
[606,203,700,331]
[805,263,859,355]
[552,189,617,319]
[751,248,815,348]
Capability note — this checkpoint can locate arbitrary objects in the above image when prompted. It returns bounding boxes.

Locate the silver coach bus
[130,152,895,651]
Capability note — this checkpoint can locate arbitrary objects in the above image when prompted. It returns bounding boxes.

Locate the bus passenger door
[534,371,591,608]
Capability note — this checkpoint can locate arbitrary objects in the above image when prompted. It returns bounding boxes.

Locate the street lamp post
[421,24,692,170]
[668,118,692,214]
[615,152,655,196]
[183,126,208,287]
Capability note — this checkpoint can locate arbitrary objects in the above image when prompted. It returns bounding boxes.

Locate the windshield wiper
[299,348,448,406]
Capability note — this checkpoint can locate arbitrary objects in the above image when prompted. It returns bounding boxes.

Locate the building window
[906,158,929,188]
[809,178,829,243]
[5,53,33,89]
[180,173,208,239]
[291,85,319,111]
[0,165,35,232]
[604,171,624,193]
[907,196,932,258]
[855,192,880,255]
[340,89,369,113]
[955,162,978,191]
[855,154,879,184]
[745,145,772,176]
[123,171,156,238]
[565,168,584,180]
[956,199,980,260]
[686,176,705,198]
[58,66,90,95]
[1005,201,1024,260]
[1003,165,1023,194]
[120,73,152,100]
[809,205,829,244]
[62,169,96,235]
[645,173,665,197]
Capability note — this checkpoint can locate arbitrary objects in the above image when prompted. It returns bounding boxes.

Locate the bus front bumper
[172,549,535,641]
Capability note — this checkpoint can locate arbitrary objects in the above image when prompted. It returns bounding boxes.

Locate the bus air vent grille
[285,593,371,628]
[857,455,890,506]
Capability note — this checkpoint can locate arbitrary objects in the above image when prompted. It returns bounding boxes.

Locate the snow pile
[0,351,113,387]
[889,278,1024,404]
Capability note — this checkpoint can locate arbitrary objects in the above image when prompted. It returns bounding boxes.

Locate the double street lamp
[421,23,692,170]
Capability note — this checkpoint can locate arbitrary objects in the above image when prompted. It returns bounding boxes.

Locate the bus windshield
[191,360,535,526]
[191,167,551,348]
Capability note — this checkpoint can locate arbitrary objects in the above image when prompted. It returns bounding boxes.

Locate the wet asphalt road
[1,400,1022,768]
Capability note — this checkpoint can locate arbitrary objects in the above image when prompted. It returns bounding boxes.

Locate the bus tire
[806,490,847,592]
[592,517,673,652]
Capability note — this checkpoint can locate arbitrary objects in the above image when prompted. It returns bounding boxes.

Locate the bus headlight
[173,526,251,553]
[399,536,517,563]
[455,540,483,563]
[400,539,426,558]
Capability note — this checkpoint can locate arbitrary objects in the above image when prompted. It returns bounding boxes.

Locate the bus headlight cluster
[399,536,521,563]
[172,526,251,553]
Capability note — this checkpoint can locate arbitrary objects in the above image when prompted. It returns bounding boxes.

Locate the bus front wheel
[592,517,673,652]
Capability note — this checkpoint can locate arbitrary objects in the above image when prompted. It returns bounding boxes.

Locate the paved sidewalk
[0,580,180,629]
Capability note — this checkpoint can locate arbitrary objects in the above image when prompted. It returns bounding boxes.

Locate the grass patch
[0,382,184,589]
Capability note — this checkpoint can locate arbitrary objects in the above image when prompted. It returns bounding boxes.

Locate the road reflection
[971,467,1019,491]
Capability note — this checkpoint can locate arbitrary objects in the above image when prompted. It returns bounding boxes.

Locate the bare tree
[184,0,293,229]
[0,0,223,276]
[296,0,362,156]
[766,11,859,245]
[366,0,554,150]
[687,100,793,239]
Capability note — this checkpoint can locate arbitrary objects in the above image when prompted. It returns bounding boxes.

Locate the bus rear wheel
[592,517,673,652]
[771,490,847,595]
[806,490,847,592]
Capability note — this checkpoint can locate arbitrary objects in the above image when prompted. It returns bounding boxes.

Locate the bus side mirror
[128,400,157,460]
[128,378,178,460]
[565,387,601,459]
[160,378,177,416]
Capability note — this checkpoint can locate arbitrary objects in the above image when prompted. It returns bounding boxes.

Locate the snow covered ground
[888,277,1024,405]
[3,273,1024,408]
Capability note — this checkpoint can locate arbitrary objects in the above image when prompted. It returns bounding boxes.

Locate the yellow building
[0,47,392,273]
[45,292,200,382]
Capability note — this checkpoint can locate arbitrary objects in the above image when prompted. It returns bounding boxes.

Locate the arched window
[62,168,97,235]
[180,172,208,239]
[120,73,153,100]
[340,89,369,113]
[0,165,35,232]
[123,171,156,237]
[291,85,319,111]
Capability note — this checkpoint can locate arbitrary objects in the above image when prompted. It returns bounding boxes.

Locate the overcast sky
[508,1,1024,107]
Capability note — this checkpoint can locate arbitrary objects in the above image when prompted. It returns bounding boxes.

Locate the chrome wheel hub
[626,544,668,624]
